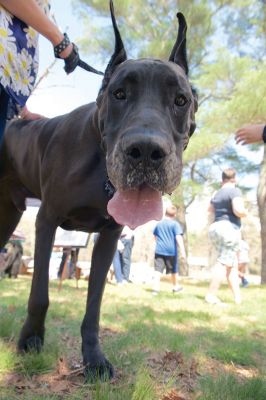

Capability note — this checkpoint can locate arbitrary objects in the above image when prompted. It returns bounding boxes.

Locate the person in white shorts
[206,168,247,305]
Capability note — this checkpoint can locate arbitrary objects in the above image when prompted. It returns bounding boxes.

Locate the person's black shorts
[154,254,177,274]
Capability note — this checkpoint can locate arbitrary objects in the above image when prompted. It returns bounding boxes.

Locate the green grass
[198,375,266,400]
[0,276,265,399]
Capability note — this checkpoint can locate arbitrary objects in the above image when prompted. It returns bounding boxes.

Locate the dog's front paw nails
[84,358,114,382]
[18,335,43,353]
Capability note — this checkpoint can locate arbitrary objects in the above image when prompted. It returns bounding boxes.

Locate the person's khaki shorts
[209,220,241,267]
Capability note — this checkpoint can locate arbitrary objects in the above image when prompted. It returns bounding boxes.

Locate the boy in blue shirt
[153,205,186,294]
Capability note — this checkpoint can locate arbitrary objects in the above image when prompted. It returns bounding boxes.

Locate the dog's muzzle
[108,131,180,192]
[106,131,182,229]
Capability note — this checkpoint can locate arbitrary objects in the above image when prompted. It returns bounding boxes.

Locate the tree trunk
[257,147,266,285]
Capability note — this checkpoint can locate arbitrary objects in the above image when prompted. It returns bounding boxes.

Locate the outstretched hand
[235,124,264,145]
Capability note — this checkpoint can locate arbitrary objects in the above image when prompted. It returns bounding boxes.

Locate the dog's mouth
[107,183,163,229]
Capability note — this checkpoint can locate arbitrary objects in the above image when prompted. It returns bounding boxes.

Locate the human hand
[63,43,80,74]
[235,124,265,145]
[53,33,79,74]
[20,106,46,120]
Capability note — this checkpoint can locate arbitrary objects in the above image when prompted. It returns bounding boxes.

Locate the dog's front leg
[18,207,58,353]
[81,225,122,381]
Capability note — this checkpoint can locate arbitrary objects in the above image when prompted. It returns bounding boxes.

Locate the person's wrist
[59,43,73,59]
[262,125,266,143]
[54,33,71,59]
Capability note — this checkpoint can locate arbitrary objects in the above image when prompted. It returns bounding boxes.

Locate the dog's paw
[18,335,43,353]
[84,358,114,382]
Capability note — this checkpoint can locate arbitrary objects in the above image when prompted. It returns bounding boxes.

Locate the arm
[0,0,72,58]
[232,197,247,218]
[208,202,215,214]
[176,235,186,259]
[235,124,266,145]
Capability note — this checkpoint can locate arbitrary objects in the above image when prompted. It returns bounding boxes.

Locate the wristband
[54,33,71,58]
[263,125,266,144]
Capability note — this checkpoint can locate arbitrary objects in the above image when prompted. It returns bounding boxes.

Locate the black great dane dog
[0,1,197,380]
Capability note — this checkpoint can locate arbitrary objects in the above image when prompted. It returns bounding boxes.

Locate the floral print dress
[0,0,50,111]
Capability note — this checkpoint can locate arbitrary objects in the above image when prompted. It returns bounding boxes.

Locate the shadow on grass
[1,277,266,399]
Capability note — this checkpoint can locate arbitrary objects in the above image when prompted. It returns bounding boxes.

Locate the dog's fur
[0,1,197,380]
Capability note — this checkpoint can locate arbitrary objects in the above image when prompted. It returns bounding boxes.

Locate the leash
[77,59,104,76]
[54,35,104,76]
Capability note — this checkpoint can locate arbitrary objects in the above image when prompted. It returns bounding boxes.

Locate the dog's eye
[113,89,126,100]
[175,95,187,107]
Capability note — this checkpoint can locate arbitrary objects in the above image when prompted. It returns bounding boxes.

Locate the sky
[27,0,105,117]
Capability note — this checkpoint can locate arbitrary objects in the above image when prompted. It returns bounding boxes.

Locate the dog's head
[97,1,198,228]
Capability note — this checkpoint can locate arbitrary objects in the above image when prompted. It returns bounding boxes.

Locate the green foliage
[197,53,266,134]
[72,0,215,66]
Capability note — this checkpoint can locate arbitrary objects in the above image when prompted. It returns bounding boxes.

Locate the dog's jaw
[105,144,183,228]
[106,142,183,194]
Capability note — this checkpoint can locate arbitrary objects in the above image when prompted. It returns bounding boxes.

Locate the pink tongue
[107,186,163,229]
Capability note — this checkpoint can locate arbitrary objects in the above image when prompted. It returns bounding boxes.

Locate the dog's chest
[60,206,112,232]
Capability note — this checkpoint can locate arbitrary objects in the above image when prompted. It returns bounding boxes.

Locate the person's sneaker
[172,286,183,293]
[234,295,242,305]
[205,293,223,305]
[241,278,249,288]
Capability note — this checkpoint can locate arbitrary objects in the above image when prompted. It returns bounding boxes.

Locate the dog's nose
[125,139,167,168]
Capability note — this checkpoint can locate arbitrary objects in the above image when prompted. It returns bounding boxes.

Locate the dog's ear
[98,0,127,98]
[169,12,188,75]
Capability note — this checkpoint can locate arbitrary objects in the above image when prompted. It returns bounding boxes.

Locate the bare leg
[238,262,246,278]
[226,266,241,304]
[171,273,183,292]
[205,262,226,304]
[208,262,226,294]
[171,272,178,287]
